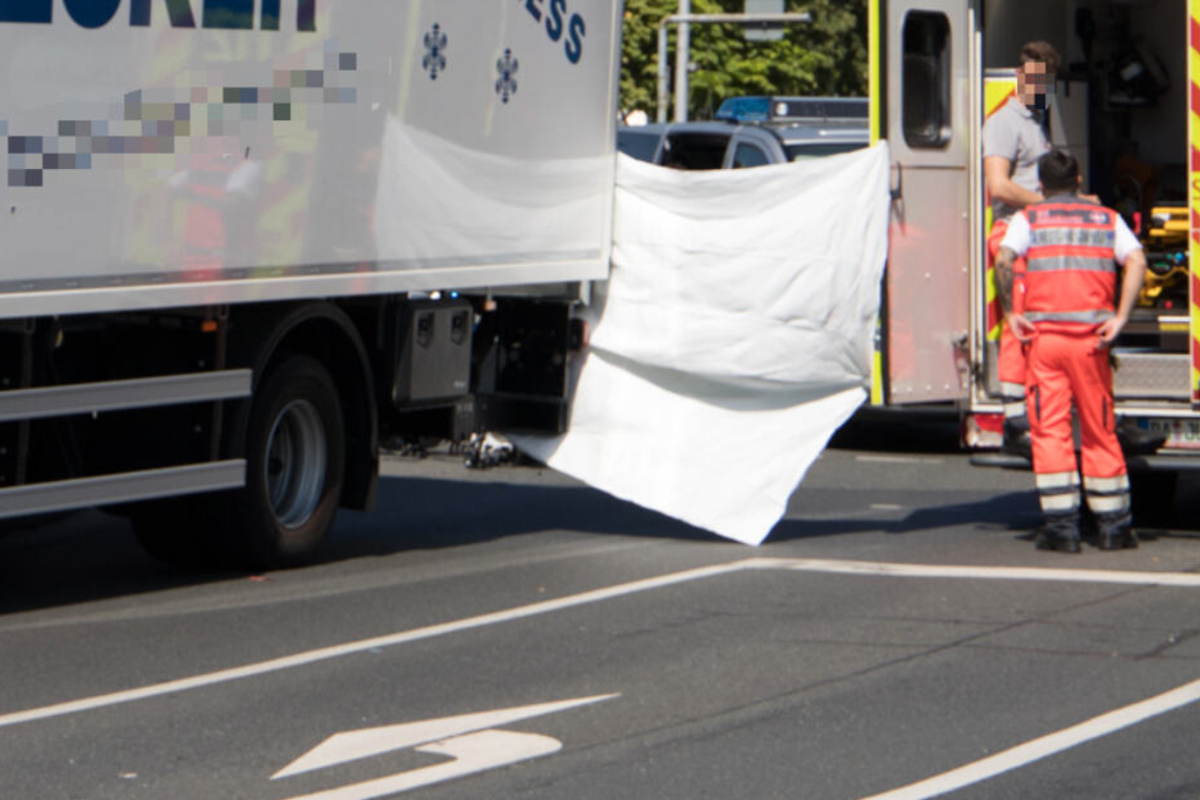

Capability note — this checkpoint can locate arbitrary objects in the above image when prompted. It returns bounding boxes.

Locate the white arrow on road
[273,694,618,800]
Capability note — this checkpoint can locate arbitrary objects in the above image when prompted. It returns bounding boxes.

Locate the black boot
[1002,415,1032,460]
[1116,418,1166,457]
[1034,512,1082,554]
[1096,512,1138,551]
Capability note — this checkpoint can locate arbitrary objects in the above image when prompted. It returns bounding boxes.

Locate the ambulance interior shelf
[1110,155,1188,344]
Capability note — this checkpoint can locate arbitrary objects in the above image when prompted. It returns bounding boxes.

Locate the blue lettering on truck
[544,0,564,41]
[564,11,584,63]
[521,0,585,63]
[0,0,316,31]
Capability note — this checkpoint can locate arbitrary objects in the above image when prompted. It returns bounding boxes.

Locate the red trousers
[988,220,1026,409]
[1025,330,1129,520]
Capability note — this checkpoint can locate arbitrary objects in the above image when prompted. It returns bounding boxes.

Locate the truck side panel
[0,1,619,318]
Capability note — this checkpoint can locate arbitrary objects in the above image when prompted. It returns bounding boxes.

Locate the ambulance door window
[902,11,951,149]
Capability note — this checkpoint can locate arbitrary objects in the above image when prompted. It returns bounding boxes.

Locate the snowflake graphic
[495,49,518,104]
[423,23,447,80]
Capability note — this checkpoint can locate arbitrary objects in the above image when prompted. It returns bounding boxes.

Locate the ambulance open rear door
[872,0,977,405]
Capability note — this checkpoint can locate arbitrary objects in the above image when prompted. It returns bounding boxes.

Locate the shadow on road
[0,477,719,616]
[0,473,1050,616]
[1,407,1195,615]
[324,475,718,557]
[0,510,238,616]
[772,490,1042,541]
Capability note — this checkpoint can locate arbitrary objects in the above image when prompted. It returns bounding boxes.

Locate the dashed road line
[854,455,944,465]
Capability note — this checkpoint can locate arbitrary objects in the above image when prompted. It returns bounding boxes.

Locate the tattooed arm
[995,246,1017,315]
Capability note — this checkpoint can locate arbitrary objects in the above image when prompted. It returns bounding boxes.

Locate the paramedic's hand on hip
[1095,315,1127,349]
[1005,312,1036,343]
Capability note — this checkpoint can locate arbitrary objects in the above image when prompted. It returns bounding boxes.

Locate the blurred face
[1017,60,1054,110]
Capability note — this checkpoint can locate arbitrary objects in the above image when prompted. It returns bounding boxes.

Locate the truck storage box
[392,300,473,405]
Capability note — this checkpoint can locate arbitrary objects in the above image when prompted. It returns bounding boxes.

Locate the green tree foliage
[620,0,868,121]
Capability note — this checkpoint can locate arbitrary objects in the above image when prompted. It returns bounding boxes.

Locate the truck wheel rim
[265,399,327,529]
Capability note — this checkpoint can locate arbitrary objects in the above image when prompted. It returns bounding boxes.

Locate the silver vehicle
[617,97,869,170]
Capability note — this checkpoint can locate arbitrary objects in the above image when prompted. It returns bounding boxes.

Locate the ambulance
[871,0,1199,517]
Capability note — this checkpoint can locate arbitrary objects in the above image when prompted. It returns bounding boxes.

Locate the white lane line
[766,558,1200,587]
[854,456,944,465]
[4,557,1198,730]
[857,676,1200,800]
[0,560,757,730]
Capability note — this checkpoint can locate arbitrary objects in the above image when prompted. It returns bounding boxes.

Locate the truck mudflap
[472,298,575,436]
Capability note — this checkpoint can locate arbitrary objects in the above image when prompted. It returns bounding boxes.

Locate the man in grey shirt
[982,41,1058,457]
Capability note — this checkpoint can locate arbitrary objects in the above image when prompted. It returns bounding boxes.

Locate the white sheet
[513,143,891,545]
[374,116,609,266]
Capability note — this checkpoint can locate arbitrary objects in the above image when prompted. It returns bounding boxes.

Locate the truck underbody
[0,294,579,568]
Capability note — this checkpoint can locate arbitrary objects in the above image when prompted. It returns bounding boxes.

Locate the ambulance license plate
[1139,418,1200,451]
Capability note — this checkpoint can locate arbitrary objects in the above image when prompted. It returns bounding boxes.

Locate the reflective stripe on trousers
[1000,381,1026,419]
[1083,473,1131,516]
[1035,470,1080,514]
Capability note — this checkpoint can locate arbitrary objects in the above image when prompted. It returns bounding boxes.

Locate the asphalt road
[2,423,1200,800]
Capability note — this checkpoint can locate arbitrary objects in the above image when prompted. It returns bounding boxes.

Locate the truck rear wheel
[226,354,345,569]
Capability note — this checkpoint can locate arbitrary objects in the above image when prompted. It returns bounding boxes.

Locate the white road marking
[854,455,943,465]
[769,558,1200,587]
[857,676,1200,800]
[273,695,617,779]
[3,558,1199,731]
[869,504,904,511]
[0,561,752,730]
[281,729,562,800]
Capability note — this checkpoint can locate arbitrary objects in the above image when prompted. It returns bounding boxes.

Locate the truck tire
[225,354,345,569]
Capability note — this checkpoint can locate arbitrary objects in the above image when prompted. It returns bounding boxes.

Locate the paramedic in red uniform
[995,149,1147,553]
[982,41,1058,456]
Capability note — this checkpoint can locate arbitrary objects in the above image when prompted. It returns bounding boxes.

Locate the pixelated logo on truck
[0,0,316,31]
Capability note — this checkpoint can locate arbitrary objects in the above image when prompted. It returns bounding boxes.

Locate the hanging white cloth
[513,143,891,545]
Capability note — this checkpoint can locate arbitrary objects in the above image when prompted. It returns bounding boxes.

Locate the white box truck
[0,0,621,567]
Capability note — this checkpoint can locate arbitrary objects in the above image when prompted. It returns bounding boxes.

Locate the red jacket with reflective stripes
[1020,196,1119,332]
